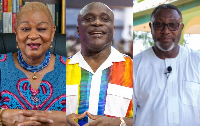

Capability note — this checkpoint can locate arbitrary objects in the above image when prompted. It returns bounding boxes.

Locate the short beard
[154,41,175,52]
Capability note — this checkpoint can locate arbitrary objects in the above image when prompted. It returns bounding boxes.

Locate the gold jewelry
[16,45,19,49]
[50,44,53,49]
[32,72,37,80]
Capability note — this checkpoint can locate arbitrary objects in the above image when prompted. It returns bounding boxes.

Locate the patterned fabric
[67,56,133,125]
[0,53,66,111]
[17,50,51,72]
[0,54,7,62]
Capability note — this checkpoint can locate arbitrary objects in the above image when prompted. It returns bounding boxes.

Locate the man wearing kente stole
[66,2,133,126]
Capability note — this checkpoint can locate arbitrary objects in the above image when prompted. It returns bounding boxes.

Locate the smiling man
[66,2,133,126]
[133,4,200,126]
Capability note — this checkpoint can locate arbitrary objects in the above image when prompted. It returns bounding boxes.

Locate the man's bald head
[78,2,114,23]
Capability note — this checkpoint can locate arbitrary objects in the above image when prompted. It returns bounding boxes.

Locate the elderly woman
[0,2,66,126]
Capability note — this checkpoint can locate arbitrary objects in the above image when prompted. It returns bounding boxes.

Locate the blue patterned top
[0,53,66,111]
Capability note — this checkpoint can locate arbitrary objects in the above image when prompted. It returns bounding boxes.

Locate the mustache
[160,35,172,39]
[156,35,173,42]
[88,28,106,33]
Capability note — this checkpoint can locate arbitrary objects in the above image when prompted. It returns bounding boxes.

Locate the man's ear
[149,22,153,33]
[76,25,79,36]
[113,26,115,35]
[181,23,184,30]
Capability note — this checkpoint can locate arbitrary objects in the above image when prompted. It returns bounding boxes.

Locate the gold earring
[16,44,19,49]
[50,44,53,49]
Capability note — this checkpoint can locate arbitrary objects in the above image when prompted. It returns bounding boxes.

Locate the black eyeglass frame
[150,22,182,31]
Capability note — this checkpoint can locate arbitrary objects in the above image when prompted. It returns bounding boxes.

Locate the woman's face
[15,11,55,60]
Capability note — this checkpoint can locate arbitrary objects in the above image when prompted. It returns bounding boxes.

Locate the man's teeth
[91,32,102,34]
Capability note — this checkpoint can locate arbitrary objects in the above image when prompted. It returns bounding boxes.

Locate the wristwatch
[120,117,127,126]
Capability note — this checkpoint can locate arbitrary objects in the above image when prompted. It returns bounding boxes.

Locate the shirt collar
[110,46,126,62]
[69,46,125,64]
[68,46,125,74]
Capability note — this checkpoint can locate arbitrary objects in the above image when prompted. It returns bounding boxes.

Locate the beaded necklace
[17,50,51,80]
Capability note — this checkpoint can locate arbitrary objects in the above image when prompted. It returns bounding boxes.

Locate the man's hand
[66,112,86,126]
[84,112,133,126]
[83,112,121,126]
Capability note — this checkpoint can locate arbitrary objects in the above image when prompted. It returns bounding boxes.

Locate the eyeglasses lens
[153,22,180,31]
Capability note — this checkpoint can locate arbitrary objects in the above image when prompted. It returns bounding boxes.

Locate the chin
[87,40,109,47]
[88,44,109,52]
[155,41,176,52]
[28,52,44,58]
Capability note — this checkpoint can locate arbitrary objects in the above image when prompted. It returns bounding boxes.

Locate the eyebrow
[82,12,94,18]
[20,21,49,25]
[153,18,181,22]
[100,12,111,17]
[83,12,111,17]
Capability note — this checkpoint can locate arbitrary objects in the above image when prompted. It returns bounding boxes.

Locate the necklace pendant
[32,72,37,80]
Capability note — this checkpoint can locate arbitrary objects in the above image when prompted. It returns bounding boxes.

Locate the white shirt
[67,47,132,117]
[133,45,200,126]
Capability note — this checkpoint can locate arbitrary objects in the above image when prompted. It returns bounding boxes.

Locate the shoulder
[133,52,142,61]
[0,53,13,71]
[66,51,81,64]
[67,55,73,59]
[180,46,200,60]
[0,53,13,67]
[188,48,200,59]
[122,54,133,62]
[55,54,66,65]
[66,55,73,61]
[66,55,74,65]
[133,48,154,76]
[0,53,9,62]
[133,49,146,67]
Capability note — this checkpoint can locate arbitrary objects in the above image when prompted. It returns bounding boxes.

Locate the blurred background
[133,0,200,56]
[66,0,133,58]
